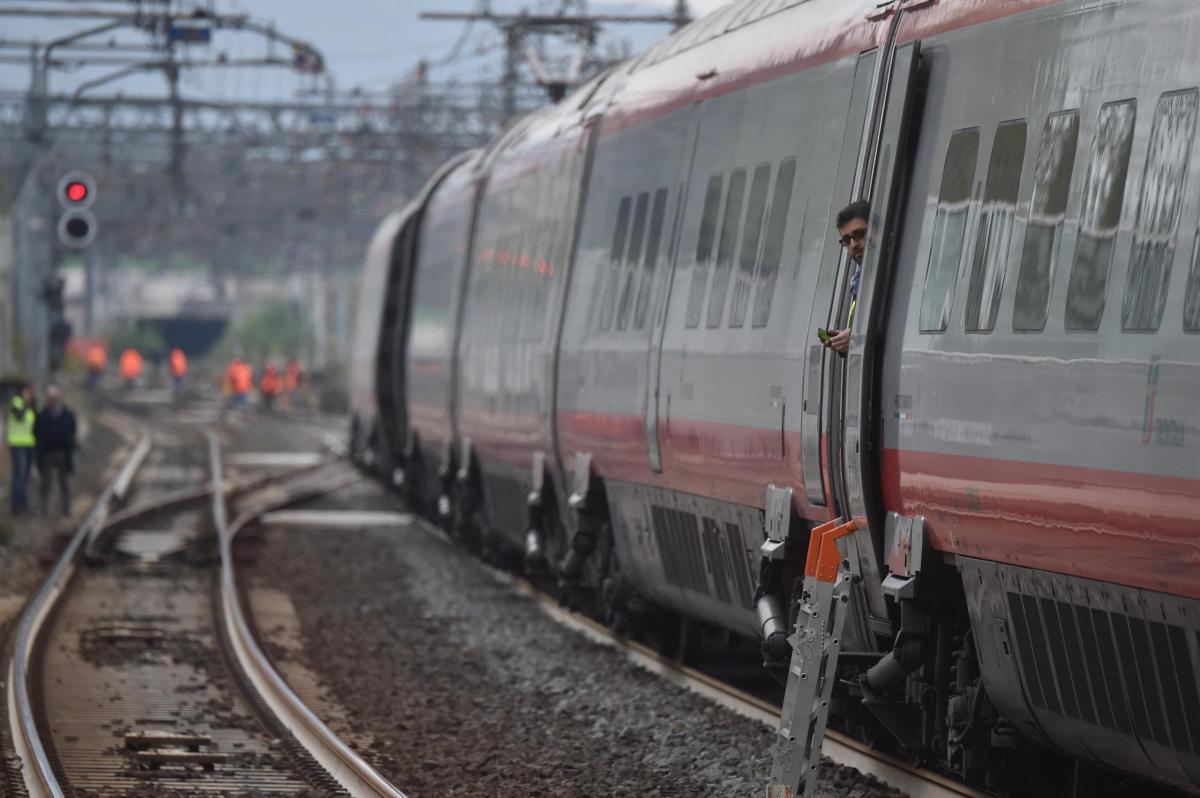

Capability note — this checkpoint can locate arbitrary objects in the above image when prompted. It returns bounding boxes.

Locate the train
[349,0,1200,794]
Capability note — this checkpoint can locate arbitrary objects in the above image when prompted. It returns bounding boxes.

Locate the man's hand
[826,328,850,354]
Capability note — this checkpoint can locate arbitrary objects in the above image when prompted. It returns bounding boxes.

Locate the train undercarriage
[355,435,1177,798]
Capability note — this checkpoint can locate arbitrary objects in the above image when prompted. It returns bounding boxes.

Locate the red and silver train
[350,0,1200,793]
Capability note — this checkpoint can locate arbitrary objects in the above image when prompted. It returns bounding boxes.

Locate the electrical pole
[674,1,691,30]
[420,3,691,122]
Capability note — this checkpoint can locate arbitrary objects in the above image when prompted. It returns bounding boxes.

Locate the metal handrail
[7,429,151,798]
[206,431,406,798]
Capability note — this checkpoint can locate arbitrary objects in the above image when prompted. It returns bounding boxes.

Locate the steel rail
[7,416,337,797]
[6,428,152,798]
[83,456,334,560]
[478,553,991,798]
[206,432,406,798]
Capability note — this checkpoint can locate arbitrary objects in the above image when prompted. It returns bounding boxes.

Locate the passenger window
[617,192,650,330]
[1066,101,1136,331]
[1013,111,1079,331]
[1185,229,1200,331]
[685,175,724,328]
[598,196,631,331]
[707,168,747,328]
[752,158,797,328]
[634,188,669,330]
[729,164,772,327]
[920,128,980,332]
[1123,89,1199,331]
[966,120,1026,332]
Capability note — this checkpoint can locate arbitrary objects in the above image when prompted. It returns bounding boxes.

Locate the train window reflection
[966,120,1026,332]
[707,168,747,328]
[1013,110,1079,332]
[730,163,772,328]
[752,158,797,328]
[598,196,631,331]
[1066,101,1136,331]
[920,127,979,332]
[1123,89,1199,332]
[686,174,724,328]
[617,192,650,331]
[634,188,669,330]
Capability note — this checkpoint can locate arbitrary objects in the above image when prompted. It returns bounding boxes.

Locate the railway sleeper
[131,750,229,771]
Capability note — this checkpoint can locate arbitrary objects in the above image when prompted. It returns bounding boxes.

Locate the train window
[966,120,1026,332]
[617,192,650,330]
[634,188,669,330]
[1066,101,1136,331]
[685,175,724,328]
[752,158,796,328]
[1013,111,1080,332]
[1185,230,1200,331]
[707,168,748,328]
[598,196,632,332]
[1123,89,1199,332]
[919,128,980,332]
[730,164,772,327]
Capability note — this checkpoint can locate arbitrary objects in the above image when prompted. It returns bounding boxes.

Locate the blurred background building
[0,0,710,388]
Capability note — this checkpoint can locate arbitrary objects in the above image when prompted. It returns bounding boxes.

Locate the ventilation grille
[650,505,755,609]
[1006,591,1200,754]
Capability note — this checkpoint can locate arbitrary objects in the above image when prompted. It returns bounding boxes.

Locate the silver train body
[350,0,1200,793]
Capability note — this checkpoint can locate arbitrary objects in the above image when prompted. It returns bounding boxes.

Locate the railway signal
[56,170,98,249]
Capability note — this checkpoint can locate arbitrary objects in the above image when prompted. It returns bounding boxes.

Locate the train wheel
[599,563,631,635]
[643,610,690,663]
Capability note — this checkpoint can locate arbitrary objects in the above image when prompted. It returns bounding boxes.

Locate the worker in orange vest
[259,362,282,412]
[284,359,303,410]
[118,348,143,390]
[224,356,253,408]
[85,343,107,392]
[168,348,187,395]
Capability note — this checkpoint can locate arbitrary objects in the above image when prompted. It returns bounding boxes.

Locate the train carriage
[355,0,1200,793]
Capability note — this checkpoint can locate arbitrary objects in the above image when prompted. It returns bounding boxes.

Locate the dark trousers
[9,446,34,515]
[39,450,71,517]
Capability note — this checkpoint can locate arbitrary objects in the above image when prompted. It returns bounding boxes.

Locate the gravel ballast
[241,480,906,798]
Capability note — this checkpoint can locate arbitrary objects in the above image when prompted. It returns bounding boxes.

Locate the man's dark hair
[836,199,871,229]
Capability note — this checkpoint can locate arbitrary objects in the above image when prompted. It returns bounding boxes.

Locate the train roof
[426,0,1068,199]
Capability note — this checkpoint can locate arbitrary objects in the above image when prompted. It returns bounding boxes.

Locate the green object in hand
[817,327,831,343]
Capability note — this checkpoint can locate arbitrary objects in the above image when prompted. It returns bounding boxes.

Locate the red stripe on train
[415,399,1200,598]
[882,448,1200,599]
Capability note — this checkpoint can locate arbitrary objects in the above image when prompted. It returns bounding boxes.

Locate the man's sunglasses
[837,228,867,248]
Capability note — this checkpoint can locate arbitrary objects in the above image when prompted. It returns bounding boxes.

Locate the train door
[818,34,924,644]
[643,106,701,473]
[376,211,417,472]
[547,118,600,484]
[801,53,877,510]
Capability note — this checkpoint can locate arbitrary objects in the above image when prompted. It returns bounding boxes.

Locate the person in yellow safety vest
[7,382,37,517]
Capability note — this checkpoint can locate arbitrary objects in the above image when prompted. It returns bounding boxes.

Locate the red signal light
[65,181,88,203]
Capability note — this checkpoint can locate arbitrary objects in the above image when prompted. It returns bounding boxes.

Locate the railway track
[391,504,990,798]
[495,568,990,798]
[2,409,405,798]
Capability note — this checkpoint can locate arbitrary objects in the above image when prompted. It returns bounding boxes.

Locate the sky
[0,0,731,101]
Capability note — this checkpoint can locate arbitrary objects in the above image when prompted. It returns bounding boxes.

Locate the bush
[215,300,312,365]
[106,325,165,359]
